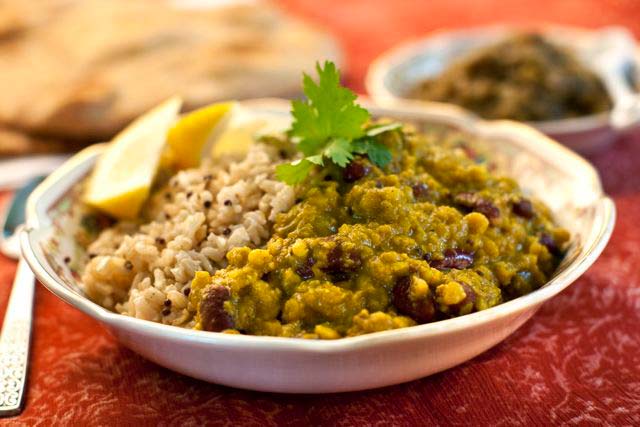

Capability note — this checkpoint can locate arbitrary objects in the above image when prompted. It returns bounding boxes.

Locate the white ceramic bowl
[366,25,640,154]
[20,99,615,393]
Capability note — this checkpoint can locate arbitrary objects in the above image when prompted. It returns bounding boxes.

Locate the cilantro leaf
[366,122,402,136]
[324,138,354,167]
[364,140,392,167]
[276,61,398,185]
[351,139,369,155]
[291,99,325,155]
[291,61,369,156]
[305,154,325,165]
[351,139,392,168]
[275,155,325,185]
[275,159,315,184]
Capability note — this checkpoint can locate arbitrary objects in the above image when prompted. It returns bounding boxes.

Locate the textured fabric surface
[2,0,640,425]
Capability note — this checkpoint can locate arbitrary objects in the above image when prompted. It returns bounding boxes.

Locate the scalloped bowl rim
[19,98,615,353]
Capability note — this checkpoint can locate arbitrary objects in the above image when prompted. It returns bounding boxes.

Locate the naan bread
[0,0,341,141]
[0,126,84,156]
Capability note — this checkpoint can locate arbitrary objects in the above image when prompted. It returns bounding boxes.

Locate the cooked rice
[81,143,294,327]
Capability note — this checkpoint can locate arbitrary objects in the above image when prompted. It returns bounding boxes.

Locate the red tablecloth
[2,1,640,425]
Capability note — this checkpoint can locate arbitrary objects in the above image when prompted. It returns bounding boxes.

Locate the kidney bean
[322,245,361,282]
[200,285,234,332]
[392,276,436,323]
[412,182,429,200]
[447,281,477,315]
[429,249,474,270]
[512,198,534,219]
[454,192,500,220]
[539,233,561,256]
[296,257,316,280]
[343,161,371,183]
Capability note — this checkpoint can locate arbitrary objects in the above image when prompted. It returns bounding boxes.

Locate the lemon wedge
[211,106,291,158]
[167,101,290,165]
[83,97,182,219]
[167,101,235,169]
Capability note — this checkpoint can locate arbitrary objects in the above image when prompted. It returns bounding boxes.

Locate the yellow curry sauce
[190,126,569,338]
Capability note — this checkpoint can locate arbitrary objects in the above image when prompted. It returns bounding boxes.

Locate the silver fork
[0,177,43,417]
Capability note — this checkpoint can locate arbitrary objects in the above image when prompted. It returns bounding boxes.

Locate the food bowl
[366,25,640,154]
[20,98,614,393]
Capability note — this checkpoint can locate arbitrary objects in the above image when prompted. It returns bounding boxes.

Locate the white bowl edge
[17,98,616,391]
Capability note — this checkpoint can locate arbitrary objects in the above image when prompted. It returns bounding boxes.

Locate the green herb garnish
[276,61,399,184]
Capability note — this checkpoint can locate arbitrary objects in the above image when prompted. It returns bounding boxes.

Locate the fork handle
[0,258,35,417]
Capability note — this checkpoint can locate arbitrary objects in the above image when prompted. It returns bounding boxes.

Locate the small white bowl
[366,25,640,154]
[20,98,615,393]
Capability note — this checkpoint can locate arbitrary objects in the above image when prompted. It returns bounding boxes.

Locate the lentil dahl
[190,126,569,338]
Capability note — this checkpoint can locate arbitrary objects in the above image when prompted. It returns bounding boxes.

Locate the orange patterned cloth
[2,0,640,424]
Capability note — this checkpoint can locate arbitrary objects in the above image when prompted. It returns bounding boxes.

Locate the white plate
[20,99,615,393]
[366,25,640,154]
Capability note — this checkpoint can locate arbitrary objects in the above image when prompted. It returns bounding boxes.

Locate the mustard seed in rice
[81,142,294,327]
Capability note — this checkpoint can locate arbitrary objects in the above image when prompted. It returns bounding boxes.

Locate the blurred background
[1,1,640,424]
[1,0,639,189]
[281,0,640,90]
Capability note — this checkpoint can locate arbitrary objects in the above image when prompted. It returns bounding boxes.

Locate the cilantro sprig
[276,61,400,184]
